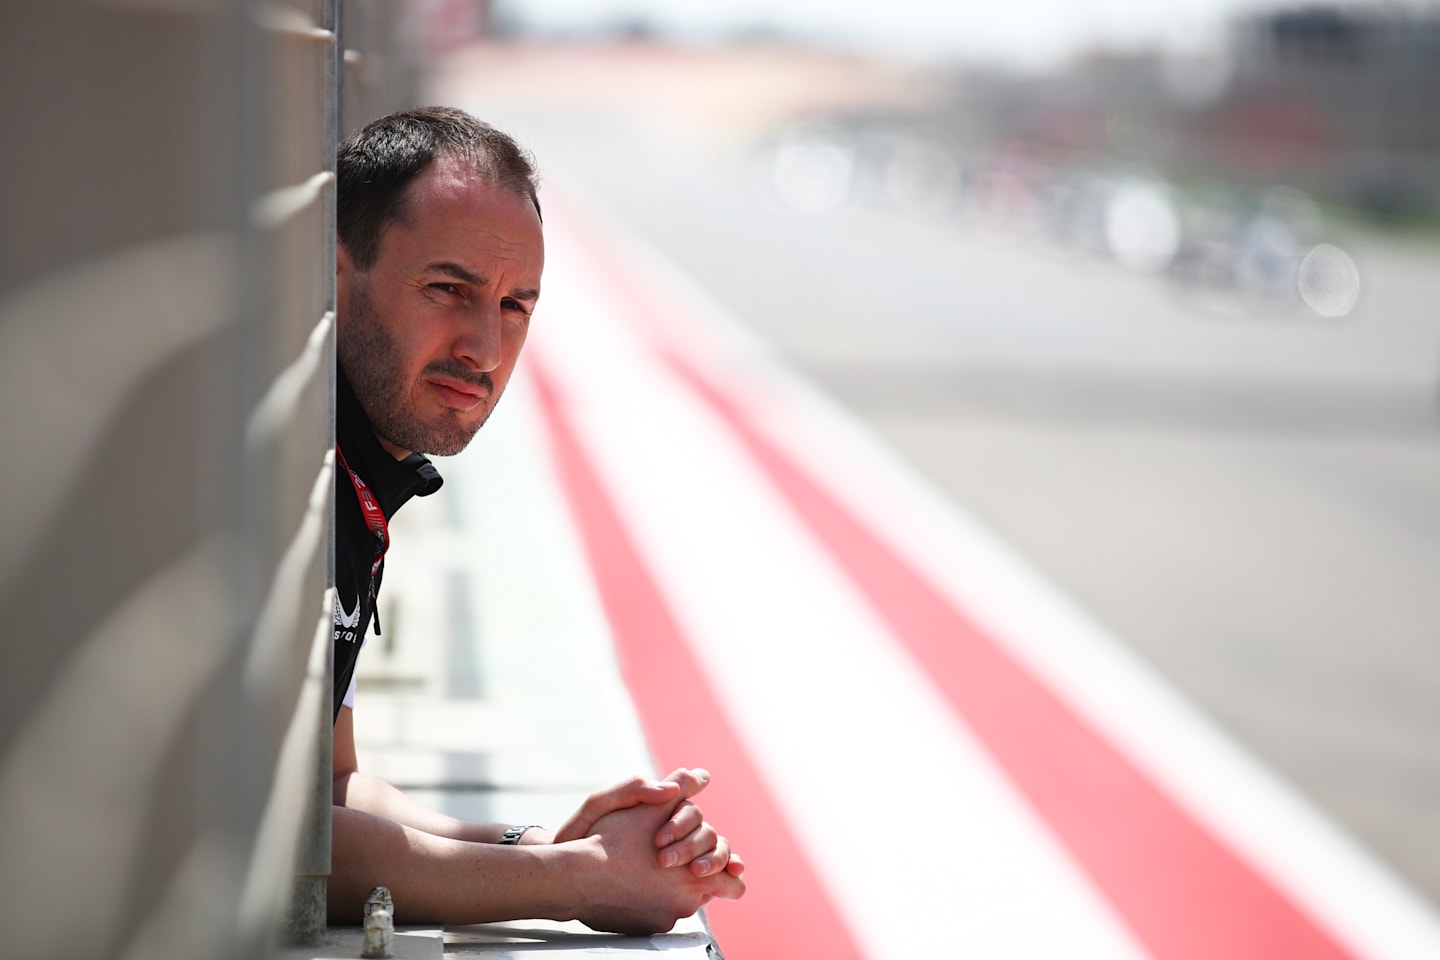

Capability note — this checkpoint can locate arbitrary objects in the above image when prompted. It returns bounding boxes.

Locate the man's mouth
[426,375,489,412]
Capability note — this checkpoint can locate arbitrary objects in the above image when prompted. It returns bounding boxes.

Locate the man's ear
[337,239,355,280]
[336,240,355,326]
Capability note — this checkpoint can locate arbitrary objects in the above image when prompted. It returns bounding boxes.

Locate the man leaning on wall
[326,106,746,935]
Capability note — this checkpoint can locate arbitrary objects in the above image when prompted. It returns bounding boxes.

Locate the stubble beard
[339,279,494,457]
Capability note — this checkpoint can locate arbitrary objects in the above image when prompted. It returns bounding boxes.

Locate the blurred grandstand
[741,4,1438,318]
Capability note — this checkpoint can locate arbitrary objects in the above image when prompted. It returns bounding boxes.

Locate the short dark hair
[336,106,541,270]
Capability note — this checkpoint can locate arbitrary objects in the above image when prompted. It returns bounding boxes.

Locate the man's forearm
[328,804,574,924]
[334,771,552,845]
[328,708,738,932]
[327,780,743,934]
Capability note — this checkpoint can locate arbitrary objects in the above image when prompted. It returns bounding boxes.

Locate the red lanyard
[336,445,389,583]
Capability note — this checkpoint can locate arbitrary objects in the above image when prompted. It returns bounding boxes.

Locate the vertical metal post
[287,0,342,946]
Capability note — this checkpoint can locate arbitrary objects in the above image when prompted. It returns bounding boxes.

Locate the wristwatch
[499,824,541,845]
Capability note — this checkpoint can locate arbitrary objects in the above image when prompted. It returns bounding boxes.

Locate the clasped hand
[552,767,746,934]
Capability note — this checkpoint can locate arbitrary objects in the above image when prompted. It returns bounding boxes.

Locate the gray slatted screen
[0,1,413,956]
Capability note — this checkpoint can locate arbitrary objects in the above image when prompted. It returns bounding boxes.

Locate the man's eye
[502,298,526,313]
[430,282,460,296]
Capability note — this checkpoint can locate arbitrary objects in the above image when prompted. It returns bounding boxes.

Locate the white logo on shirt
[334,593,361,643]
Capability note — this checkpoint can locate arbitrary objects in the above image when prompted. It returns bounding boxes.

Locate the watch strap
[499,824,540,845]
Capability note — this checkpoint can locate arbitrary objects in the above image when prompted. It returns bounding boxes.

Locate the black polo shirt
[333,369,443,721]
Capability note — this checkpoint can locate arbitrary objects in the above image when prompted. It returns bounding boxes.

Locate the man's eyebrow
[426,261,539,302]
[426,261,485,286]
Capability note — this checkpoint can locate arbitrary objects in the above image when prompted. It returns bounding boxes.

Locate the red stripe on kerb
[667,357,1357,960]
[551,202,1359,960]
[528,360,869,960]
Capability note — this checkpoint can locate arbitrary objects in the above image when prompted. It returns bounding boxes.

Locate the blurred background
[2,0,1436,957]
[443,0,1440,916]
[415,0,1440,953]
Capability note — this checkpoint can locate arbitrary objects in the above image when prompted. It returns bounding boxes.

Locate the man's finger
[657,815,716,868]
[553,775,680,843]
[661,767,711,802]
[704,867,747,902]
[654,800,703,849]
[691,835,728,877]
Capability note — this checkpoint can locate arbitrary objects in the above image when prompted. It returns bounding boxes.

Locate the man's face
[336,157,544,458]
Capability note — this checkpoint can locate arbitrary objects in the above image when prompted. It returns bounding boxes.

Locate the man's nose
[453,301,502,372]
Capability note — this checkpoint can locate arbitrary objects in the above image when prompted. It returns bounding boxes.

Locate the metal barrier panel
[343,0,421,132]
[247,0,342,945]
[0,0,356,955]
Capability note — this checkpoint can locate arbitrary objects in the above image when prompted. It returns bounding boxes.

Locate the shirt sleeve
[343,633,364,709]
